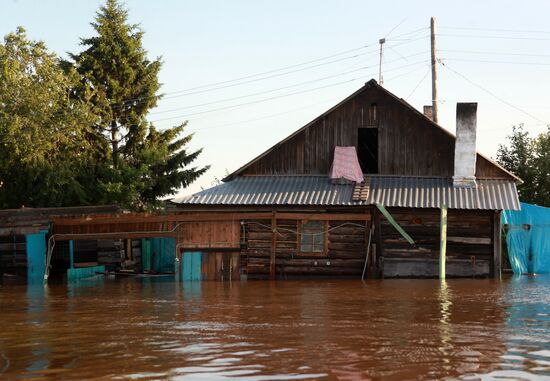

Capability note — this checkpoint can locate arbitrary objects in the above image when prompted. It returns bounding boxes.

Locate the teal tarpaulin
[502,202,550,274]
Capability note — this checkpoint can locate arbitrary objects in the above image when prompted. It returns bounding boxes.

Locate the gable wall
[240,84,513,179]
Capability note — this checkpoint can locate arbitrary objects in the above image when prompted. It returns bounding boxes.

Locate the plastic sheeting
[502,202,550,274]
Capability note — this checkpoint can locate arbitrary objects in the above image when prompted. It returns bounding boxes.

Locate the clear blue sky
[2,0,550,197]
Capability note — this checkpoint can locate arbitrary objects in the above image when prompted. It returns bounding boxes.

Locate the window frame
[298,220,328,255]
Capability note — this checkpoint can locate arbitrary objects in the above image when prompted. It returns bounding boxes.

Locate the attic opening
[357,127,378,174]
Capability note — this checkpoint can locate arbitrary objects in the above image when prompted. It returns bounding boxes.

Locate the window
[300,221,325,253]
[357,128,378,174]
[368,103,378,126]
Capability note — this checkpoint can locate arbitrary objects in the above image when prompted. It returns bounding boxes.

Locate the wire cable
[152,51,429,116]
[441,58,550,66]
[149,60,430,123]
[440,26,550,35]
[439,49,550,59]
[439,60,549,125]
[151,65,373,115]
[437,33,550,41]
[105,34,429,110]
[406,66,431,100]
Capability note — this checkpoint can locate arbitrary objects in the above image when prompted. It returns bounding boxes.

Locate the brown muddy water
[0,276,549,381]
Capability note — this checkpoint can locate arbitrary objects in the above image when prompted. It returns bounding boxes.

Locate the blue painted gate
[26,232,46,282]
[141,238,176,273]
[181,252,202,281]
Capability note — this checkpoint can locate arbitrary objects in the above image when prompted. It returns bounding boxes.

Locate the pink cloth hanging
[329,146,364,183]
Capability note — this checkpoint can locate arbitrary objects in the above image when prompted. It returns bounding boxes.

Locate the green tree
[497,124,550,206]
[68,0,207,210]
[0,28,98,208]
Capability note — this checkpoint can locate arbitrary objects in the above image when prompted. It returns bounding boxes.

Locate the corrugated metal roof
[173,175,520,210]
[360,176,520,210]
[174,176,366,207]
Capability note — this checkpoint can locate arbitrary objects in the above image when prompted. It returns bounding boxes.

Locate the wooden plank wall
[377,208,495,276]
[243,219,368,279]
[176,221,240,249]
[239,84,513,179]
[201,252,240,281]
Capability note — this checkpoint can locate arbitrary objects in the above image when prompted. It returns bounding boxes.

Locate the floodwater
[0,276,549,381]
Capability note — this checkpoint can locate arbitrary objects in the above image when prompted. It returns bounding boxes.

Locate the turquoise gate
[26,231,47,283]
[141,237,176,273]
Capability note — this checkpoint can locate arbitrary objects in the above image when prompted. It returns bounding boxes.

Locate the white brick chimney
[453,103,478,188]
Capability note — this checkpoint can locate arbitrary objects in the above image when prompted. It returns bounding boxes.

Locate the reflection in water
[0,276,548,380]
[438,280,453,372]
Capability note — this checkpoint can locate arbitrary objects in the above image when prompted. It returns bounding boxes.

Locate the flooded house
[170,79,521,280]
[0,80,521,283]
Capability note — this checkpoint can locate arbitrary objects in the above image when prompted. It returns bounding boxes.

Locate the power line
[150,59,430,123]
[108,34,429,110]
[385,17,408,38]
[440,58,550,66]
[383,63,429,82]
[440,49,550,59]
[406,67,431,100]
[106,46,377,111]
[184,96,342,133]
[151,51,429,116]
[390,27,429,39]
[440,26,550,35]
[150,78,360,123]
[151,65,373,115]
[160,50,379,99]
[437,33,550,41]
[439,60,548,125]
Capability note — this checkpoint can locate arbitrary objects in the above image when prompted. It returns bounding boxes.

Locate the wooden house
[0,80,521,283]
[170,79,521,280]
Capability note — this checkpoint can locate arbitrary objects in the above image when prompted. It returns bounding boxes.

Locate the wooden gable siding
[239,83,513,179]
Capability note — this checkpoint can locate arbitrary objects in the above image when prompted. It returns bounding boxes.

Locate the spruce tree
[0,28,98,208]
[69,0,208,210]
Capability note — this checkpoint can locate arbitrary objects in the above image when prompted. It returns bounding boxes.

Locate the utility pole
[430,17,439,123]
[378,38,386,85]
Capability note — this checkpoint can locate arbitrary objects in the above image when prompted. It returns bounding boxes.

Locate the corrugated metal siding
[173,175,520,210]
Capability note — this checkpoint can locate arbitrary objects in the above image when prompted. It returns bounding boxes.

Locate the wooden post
[430,17,439,123]
[493,210,502,279]
[439,204,447,279]
[270,212,277,280]
[374,210,383,278]
[127,238,132,261]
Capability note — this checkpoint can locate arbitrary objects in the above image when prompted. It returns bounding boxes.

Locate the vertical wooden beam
[270,212,277,280]
[374,210,383,278]
[127,238,132,261]
[493,210,502,279]
[324,220,329,256]
[439,205,448,279]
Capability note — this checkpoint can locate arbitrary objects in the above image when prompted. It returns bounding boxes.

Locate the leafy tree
[0,28,98,208]
[68,0,208,210]
[497,124,550,206]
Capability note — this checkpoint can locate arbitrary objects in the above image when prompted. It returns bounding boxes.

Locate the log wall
[377,208,495,277]
[242,219,369,279]
[0,235,26,277]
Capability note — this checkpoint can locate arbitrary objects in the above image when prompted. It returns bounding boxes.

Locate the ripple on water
[0,276,549,380]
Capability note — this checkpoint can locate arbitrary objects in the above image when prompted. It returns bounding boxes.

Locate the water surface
[0,276,549,380]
